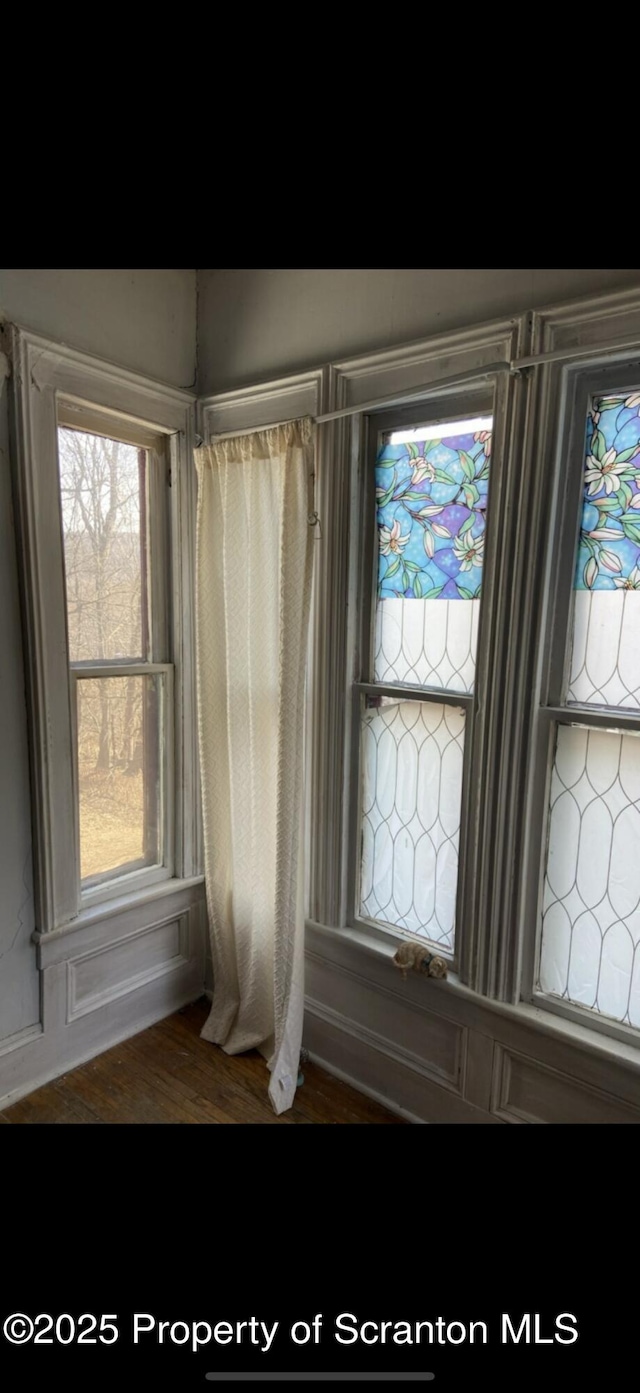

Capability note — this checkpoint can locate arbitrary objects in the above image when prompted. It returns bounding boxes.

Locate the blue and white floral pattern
[576,394,640,589]
[375,429,491,600]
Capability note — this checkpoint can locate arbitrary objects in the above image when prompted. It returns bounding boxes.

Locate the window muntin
[56,405,173,901]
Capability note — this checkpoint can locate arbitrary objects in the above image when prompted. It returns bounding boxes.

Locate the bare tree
[58,428,143,772]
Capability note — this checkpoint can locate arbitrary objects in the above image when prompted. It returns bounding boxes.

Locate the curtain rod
[199,336,640,444]
[510,333,640,372]
[314,360,511,424]
[316,336,640,424]
[202,363,510,444]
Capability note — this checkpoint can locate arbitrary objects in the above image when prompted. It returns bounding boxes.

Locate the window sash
[348,685,472,969]
[539,361,640,711]
[71,664,175,906]
[347,390,496,971]
[56,401,171,668]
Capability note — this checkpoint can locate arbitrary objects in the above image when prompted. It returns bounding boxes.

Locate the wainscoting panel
[68,915,189,1021]
[491,1045,640,1124]
[304,921,640,1124]
[0,883,206,1110]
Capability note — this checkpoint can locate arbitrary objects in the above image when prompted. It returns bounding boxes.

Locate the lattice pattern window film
[374,417,491,692]
[568,391,640,708]
[539,725,640,1029]
[359,698,465,952]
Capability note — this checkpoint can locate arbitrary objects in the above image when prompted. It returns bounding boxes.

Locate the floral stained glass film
[568,391,640,708]
[374,419,491,692]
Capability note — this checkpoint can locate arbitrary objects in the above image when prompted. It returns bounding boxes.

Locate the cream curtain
[194,418,315,1115]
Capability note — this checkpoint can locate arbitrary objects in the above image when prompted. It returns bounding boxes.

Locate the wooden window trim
[5,325,200,934]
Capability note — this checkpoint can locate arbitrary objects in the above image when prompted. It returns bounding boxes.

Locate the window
[9,329,198,934]
[349,391,495,966]
[527,362,640,1043]
[321,295,640,1060]
[56,405,173,902]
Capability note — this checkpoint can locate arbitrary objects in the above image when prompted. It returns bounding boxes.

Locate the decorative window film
[374,417,492,692]
[539,725,640,1030]
[359,698,465,953]
[568,392,640,708]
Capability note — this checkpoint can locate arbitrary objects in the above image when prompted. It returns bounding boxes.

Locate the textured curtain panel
[194,418,315,1114]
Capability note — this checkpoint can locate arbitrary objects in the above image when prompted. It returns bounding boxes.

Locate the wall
[197,268,640,392]
[0,270,197,1048]
[0,270,196,389]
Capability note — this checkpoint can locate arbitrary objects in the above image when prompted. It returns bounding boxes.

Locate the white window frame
[7,327,201,935]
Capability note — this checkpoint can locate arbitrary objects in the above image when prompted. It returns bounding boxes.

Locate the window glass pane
[359,697,465,953]
[568,391,640,708]
[374,416,492,692]
[539,724,640,1030]
[58,427,146,662]
[77,673,162,885]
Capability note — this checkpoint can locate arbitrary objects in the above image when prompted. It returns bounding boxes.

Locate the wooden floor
[0,998,404,1125]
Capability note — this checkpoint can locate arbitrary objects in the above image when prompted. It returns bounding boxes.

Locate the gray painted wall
[0,269,196,1044]
[0,270,197,388]
[197,268,640,392]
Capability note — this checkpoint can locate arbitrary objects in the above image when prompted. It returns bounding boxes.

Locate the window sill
[33,875,206,967]
[306,919,640,1082]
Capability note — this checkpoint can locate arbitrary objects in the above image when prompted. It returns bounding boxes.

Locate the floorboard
[1,999,405,1125]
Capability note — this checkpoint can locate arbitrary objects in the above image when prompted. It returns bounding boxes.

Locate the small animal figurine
[392,942,448,981]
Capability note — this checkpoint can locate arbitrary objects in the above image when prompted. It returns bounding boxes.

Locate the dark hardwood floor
[0,998,404,1124]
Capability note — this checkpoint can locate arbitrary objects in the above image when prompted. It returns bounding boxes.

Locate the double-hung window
[525,357,640,1043]
[57,402,173,903]
[349,385,496,970]
[8,328,198,936]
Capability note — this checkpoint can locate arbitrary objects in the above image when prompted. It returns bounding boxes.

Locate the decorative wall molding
[490,1043,640,1125]
[67,911,191,1021]
[198,370,324,440]
[305,921,640,1124]
[0,890,205,1110]
[532,286,640,358]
